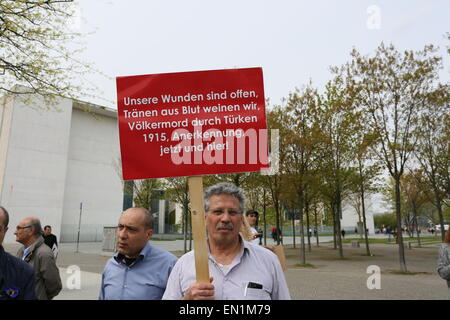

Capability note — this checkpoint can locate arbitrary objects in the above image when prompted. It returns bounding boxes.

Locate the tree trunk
[414,213,421,247]
[359,163,372,256]
[292,209,296,249]
[299,191,306,265]
[299,204,306,265]
[275,199,281,245]
[314,205,320,247]
[305,197,311,252]
[331,202,337,249]
[336,193,344,259]
[436,197,445,242]
[263,189,267,246]
[395,176,408,272]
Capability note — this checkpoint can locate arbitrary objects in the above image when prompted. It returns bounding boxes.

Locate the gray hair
[204,182,245,213]
[0,206,9,227]
[29,218,43,236]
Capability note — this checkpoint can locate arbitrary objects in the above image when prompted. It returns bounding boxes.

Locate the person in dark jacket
[0,206,36,300]
[43,225,58,258]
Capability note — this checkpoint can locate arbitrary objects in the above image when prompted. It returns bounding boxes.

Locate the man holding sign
[162,182,290,300]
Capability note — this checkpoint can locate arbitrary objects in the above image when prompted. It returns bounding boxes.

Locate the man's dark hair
[245,209,259,217]
[0,206,9,227]
[44,225,51,230]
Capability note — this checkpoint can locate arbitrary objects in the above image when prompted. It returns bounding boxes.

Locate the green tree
[415,85,450,241]
[374,213,397,230]
[263,105,291,245]
[315,74,360,259]
[401,170,430,245]
[133,179,163,210]
[350,117,382,256]
[285,83,322,259]
[346,42,443,272]
[0,0,96,103]
[164,178,191,252]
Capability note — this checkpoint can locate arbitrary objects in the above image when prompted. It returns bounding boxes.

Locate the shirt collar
[22,247,31,260]
[207,234,250,263]
[22,236,44,262]
[114,241,152,265]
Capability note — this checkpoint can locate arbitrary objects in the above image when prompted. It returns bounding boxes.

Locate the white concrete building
[0,93,123,243]
[340,195,376,234]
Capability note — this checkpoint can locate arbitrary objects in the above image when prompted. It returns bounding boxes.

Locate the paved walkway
[3,235,448,300]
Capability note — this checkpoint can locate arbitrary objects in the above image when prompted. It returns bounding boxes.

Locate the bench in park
[351,240,360,248]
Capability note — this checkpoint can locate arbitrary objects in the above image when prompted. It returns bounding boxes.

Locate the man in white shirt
[162,182,290,300]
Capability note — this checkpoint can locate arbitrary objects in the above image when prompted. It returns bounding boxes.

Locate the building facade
[0,93,123,243]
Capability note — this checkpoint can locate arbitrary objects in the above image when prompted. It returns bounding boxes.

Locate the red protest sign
[116,67,269,180]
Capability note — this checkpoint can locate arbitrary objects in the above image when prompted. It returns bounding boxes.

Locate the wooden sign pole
[187,176,210,284]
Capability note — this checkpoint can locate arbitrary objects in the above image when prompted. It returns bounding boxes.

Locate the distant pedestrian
[245,210,261,245]
[275,226,282,243]
[0,206,36,300]
[15,217,62,300]
[437,230,450,294]
[271,226,276,241]
[341,229,346,239]
[43,225,58,258]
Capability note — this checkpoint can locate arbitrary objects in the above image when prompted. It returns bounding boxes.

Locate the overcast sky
[75,0,450,109]
[67,1,449,215]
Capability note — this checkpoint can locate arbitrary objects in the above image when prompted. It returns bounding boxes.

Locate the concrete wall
[60,106,123,242]
[1,95,73,243]
[0,95,14,198]
[0,95,123,244]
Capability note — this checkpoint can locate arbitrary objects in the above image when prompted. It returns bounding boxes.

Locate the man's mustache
[216,223,233,230]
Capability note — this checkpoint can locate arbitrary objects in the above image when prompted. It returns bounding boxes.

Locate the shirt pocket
[242,282,271,300]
